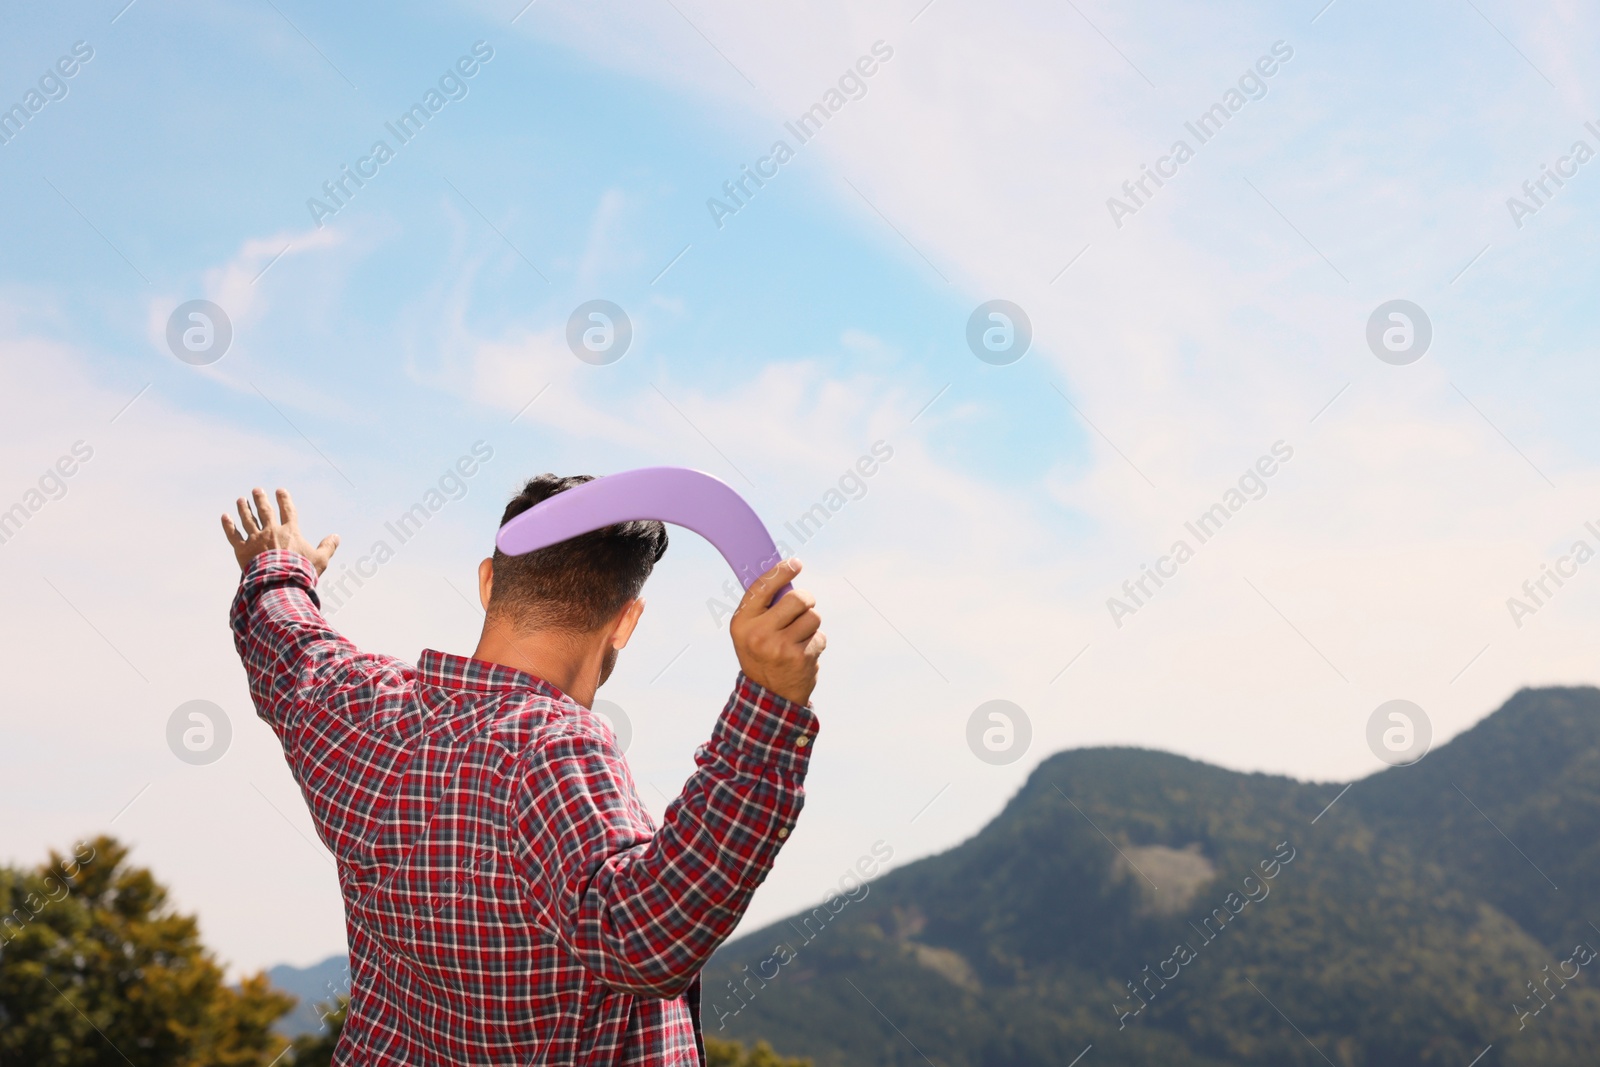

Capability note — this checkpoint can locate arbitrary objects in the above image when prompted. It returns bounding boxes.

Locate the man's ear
[477,557,494,611]
[610,598,645,650]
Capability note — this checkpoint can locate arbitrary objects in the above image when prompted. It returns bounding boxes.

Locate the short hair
[490,474,668,632]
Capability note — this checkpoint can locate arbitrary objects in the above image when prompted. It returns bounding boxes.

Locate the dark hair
[490,474,668,632]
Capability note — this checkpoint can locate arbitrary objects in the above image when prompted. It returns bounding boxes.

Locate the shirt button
[777,827,789,838]
[796,736,810,748]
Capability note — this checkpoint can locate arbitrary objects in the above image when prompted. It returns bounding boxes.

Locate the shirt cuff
[709,672,819,778]
[237,549,323,608]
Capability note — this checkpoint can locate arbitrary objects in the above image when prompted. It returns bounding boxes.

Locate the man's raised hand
[221,487,340,575]
[730,559,826,706]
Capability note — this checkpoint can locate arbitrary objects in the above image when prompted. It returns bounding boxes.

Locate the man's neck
[471,620,603,707]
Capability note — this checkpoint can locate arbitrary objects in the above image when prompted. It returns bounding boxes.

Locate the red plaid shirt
[230,551,818,1065]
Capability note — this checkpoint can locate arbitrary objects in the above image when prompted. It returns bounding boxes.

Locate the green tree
[0,835,293,1067]
[288,994,347,1067]
[704,1035,811,1067]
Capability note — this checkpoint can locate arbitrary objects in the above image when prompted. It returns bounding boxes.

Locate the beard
[598,643,619,688]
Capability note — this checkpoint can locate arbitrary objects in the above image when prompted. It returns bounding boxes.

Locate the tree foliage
[704,1035,811,1067]
[0,835,292,1067]
[288,994,347,1067]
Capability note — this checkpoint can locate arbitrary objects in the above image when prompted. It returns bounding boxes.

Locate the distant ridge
[703,686,1600,1066]
[267,955,349,1038]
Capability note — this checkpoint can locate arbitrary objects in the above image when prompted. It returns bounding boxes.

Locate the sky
[3,0,1600,976]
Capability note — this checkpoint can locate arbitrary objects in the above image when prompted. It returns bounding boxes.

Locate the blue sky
[4,0,1600,974]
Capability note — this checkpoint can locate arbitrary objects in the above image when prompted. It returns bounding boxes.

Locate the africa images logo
[306,42,495,227]
[1105,41,1294,229]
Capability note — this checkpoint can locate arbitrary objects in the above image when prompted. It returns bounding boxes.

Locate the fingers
[220,514,246,545]
[765,587,817,629]
[276,488,298,528]
[236,496,261,535]
[308,533,340,575]
[782,605,823,644]
[251,487,276,530]
[727,558,826,705]
[738,558,802,616]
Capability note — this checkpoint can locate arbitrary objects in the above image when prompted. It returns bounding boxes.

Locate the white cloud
[144,227,346,354]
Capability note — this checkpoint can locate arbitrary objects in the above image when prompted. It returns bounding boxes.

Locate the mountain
[267,955,349,1038]
[702,686,1600,1066]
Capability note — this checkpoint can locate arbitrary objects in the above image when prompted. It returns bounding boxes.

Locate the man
[222,477,824,1065]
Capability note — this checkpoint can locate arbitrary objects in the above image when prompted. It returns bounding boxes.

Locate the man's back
[230,549,819,1065]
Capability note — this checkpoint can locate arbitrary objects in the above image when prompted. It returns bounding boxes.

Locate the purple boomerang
[495,467,793,604]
